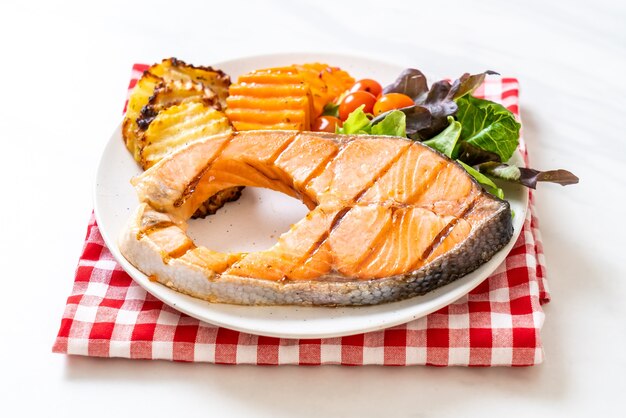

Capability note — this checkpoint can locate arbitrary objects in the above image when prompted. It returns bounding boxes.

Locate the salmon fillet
[119,131,513,306]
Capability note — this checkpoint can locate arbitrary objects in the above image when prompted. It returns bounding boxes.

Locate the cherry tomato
[339,91,377,120]
[312,115,341,133]
[349,79,383,98]
[373,93,415,116]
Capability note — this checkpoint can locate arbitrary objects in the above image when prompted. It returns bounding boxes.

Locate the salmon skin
[119,130,513,306]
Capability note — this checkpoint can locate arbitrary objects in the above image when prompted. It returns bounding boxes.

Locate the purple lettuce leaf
[379,69,497,140]
[477,162,579,189]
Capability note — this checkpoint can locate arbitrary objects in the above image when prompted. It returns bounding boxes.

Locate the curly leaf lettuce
[457,160,504,199]
[456,95,521,162]
[380,70,497,140]
[455,141,501,166]
[422,116,461,158]
[336,105,371,134]
[337,107,406,137]
[371,110,406,137]
[336,68,577,200]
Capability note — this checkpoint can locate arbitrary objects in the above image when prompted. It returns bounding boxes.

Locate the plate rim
[94,52,528,339]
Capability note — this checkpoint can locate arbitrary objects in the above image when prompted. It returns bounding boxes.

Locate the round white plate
[94,53,528,339]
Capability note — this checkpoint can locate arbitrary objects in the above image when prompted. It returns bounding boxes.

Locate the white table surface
[1,0,625,416]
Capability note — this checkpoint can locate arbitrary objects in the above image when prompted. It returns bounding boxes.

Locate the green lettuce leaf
[380,69,496,140]
[371,110,406,137]
[455,141,501,165]
[336,105,371,135]
[321,102,339,118]
[456,95,521,162]
[337,108,407,137]
[422,116,461,158]
[476,162,579,189]
[457,160,504,199]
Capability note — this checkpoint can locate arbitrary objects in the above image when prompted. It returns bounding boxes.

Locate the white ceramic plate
[94,53,528,339]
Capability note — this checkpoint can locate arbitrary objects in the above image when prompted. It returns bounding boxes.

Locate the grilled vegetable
[137,79,219,131]
[226,67,314,131]
[193,186,245,218]
[300,63,354,101]
[123,72,161,161]
[121,58,241,219]
[225,63,355,131]
[147,58,230,109]
[141,101,231,169]
[123,57,231,161]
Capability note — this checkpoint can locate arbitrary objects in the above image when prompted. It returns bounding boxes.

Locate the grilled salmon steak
[119,130,513,306]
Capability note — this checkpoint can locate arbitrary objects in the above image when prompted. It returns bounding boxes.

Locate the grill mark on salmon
[136,220,176,240]
[347,147,448,274]
[417,217,460,266]
[405,160,448,205]
[285,206,351,280]
[173,133,235,208]
[299,149,339,194]
[280,145,410,279]
[239,160,316,209]
[297,146,343,206]
[359,146,445,207]
[167,241,197,259]
[269,132,301,166]
[353,206,448,277]
[143,223,197,263]
[308,137,410,206]
[240,140,390,281]
[179,248,241,274]
[417,193,481,264]
[303,139,348,192]
[174,131,298,210]
[120,130,514,306]
[333,206,393,277]
[352,205,401,274]
[250,131,300,186]
[353,145,411,203]
[273,133,341,205]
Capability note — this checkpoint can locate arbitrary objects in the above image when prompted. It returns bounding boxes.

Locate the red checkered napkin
[52,65,550,366]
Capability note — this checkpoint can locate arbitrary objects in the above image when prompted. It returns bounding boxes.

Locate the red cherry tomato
[339,91,377,120]
[373,93,415,116]
[349,79,383,98]
[312,115,341,133]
